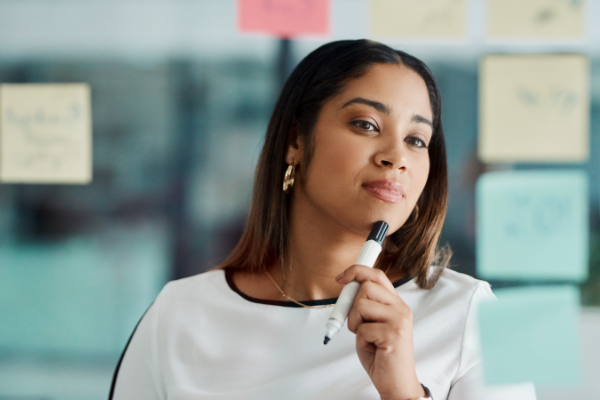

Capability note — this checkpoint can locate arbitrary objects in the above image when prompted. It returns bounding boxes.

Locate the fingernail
[335,271,345,280]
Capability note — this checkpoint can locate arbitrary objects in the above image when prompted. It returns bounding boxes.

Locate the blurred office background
[0,1,598,399]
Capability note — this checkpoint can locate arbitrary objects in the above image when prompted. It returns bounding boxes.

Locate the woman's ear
[285,125,304,165]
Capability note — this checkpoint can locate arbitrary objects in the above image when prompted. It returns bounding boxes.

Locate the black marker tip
[324,337,330,345]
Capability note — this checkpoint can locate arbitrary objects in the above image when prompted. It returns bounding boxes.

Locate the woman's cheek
[321,141,362,180]
[413,157,430,195]
[305,150,352,200]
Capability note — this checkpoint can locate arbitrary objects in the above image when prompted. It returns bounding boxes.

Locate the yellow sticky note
[487,0,586,39]
[369,0,466,38]
[0,84,92,184]
[479,55,589,163]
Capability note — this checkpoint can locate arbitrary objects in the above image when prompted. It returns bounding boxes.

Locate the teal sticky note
[0,231,168,355]
[478,285,582,387]
[476,170,588,281]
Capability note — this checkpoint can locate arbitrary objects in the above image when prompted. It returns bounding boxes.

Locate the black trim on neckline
[109,302,153,399]
[224,268,412,308]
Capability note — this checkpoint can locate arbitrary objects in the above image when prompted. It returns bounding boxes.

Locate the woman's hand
[336,265,425,400]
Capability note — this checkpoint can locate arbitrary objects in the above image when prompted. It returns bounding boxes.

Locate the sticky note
[0,84,92,184]
[478,285,582,387]
[487,0,586,39]
[0,230,168,355]
[479,54,589,163]
[237,0,329,37]
[476,170,588,282]
[369,0,466,38]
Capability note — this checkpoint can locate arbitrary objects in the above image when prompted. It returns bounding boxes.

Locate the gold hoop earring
[403,204,419,229]
[283,164,296,193]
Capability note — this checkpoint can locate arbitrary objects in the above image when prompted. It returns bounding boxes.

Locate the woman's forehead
[328,64,433,120]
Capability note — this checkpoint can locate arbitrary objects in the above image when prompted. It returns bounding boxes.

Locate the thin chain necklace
[264,270,335,309]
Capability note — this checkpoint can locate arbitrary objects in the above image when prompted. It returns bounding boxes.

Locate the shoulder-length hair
[219,39,450,290]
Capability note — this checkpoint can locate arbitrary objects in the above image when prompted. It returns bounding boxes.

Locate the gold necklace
[264,270,335,309]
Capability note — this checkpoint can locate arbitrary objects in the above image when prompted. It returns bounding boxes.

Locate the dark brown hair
[219,39,450,290]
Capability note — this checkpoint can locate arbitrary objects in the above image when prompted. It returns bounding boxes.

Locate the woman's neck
[233,187,405,303]
[277,223,365,301]
[270,189,384,301]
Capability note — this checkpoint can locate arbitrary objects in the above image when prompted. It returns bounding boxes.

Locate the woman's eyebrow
[411,114,433,128]
[341,98,433,128]
[340,97,390,114]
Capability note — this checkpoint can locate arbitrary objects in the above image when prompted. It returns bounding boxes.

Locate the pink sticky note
[238,0,330,37]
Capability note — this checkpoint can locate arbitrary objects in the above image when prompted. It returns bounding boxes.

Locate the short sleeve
[448,283,537,400]
[109,300,166,400]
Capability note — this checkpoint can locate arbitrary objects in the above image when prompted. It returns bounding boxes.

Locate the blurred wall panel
[0,223,169,355]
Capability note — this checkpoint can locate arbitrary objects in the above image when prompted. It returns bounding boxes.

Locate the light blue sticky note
[476,170,588,281]
[479,285,582,387]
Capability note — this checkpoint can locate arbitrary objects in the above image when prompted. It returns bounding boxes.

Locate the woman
[110,40,536,399]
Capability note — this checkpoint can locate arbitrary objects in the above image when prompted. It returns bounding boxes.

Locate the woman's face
[288,63,433,237]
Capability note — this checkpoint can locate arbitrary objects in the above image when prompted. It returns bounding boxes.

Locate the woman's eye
[406,136,428,149]
[352,120,377,132]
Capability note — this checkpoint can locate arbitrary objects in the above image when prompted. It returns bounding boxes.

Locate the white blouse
[110,268,536,400]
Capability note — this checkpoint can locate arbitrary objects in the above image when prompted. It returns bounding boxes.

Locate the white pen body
[325,239,382,339]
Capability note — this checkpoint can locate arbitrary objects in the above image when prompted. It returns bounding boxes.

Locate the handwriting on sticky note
[478,285,582,387]
[370,0,466,38]
[479,54,589,163]
[488,0,586,38]
[503,192,571,237]
[476,170,588,282]
[237,0,329,37]
[0,84,92,184]
[515,85,579,115]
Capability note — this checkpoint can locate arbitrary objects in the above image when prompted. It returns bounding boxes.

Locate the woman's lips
[362,180,404,203]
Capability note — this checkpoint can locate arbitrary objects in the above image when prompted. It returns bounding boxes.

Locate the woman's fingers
[355,280,400,305]
[338,264,413,353]
[356,322,400,352]
[347,295,412,333]
[336,265,397,293]
[337,265,402,306]
[347,298,394,333]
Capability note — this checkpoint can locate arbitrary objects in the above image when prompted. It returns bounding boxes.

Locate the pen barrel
[328,240,382,325]
[354,239,382,268]
[328,281,361,324]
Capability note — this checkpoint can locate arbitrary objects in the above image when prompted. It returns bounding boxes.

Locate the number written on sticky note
[488,0,586,39]
[0,84,92,184]
[476,170,588,282]
[503,192,572,237]
[237,0,329,37]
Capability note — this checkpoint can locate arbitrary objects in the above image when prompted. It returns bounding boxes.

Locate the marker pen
[324,221,389,345]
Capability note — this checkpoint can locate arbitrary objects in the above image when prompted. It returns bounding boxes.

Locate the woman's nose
[375,138,409,171]
[378,157,408,170]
